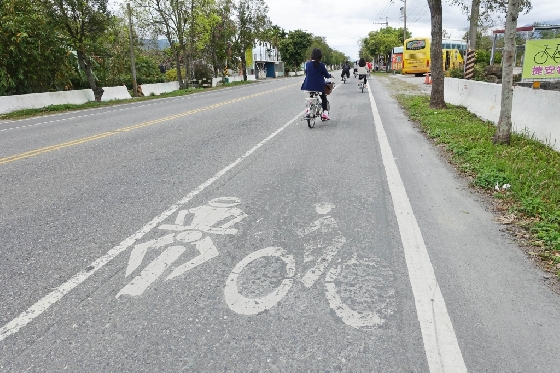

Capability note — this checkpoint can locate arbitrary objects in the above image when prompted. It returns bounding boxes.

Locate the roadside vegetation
[0,81,255,121]
[378,75,560,278]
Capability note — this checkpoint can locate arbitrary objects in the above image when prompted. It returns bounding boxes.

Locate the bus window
[406,40,426,50]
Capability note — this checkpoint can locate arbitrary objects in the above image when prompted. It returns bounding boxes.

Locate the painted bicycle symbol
[117,197,247,298]
[224,202,393,329]
[533,43,560,65]
[118,198,395,330]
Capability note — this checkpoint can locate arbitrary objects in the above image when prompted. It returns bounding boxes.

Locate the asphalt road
[1,75,560,372]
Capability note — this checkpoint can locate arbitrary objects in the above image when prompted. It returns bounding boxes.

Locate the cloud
[266,0,560,60]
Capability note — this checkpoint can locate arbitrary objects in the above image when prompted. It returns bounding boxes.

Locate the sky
[266,0,560,60]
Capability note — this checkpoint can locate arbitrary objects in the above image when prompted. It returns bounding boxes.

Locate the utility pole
[127,3,138,97]
[402,0,407,42]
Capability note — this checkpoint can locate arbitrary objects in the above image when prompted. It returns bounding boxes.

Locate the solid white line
[0,110,303,342]
[367,85,468,372]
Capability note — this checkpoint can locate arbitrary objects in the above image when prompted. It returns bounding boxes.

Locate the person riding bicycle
[341,61,351,81]
[301,48,333,121]
[357,57,368,88]
[353,61,359,77]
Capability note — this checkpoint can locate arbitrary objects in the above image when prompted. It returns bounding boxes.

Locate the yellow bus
[402,37,465,76]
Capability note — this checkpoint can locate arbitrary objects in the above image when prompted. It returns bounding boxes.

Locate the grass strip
[396,94,560,275]
[0,80,256,121]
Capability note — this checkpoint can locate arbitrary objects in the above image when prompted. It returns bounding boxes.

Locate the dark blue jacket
[301,61,330,92]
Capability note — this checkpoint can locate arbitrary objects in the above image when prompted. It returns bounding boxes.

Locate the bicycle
[534,44,560,65]
[302,91,330,128]
[358,77,366,93]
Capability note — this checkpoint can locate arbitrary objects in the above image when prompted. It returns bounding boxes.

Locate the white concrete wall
[100,86,131,101]
[0,89,94,114]
[445,78,560,151]
[0,86,131,114]
[140,82,180,96]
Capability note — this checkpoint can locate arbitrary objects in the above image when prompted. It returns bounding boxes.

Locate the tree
[232,0,269,81]
[278,29,312,72]
[0,0,73,95]
[45,0,112,101]
[448,0,531,51]
[206,0,236,77]
[427,0,446,108]
[493,0,522,145]
[361,26,410,68]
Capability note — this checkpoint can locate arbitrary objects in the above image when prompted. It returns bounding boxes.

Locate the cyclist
[341,61,351,81]
[353,61,359,77]
[357,57,368,88]
[301,48,333,120]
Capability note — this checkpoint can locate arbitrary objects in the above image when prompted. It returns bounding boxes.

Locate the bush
[192,62,214,81]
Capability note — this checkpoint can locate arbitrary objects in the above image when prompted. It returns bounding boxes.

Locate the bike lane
[0,80,432,371]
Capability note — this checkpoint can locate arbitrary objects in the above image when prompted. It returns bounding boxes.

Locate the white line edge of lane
[366,85,468,373]
[0,109,304,342]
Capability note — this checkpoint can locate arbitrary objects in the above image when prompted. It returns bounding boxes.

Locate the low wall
[445,78,560,151]
[0,86,131,114]
[100,86,131,101]
[0,89,94,114]
[140,82,180,96]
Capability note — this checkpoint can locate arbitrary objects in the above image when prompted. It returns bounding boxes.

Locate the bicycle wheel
[553,49,560,64]
[307,116,316,128]
[534,50,548,65]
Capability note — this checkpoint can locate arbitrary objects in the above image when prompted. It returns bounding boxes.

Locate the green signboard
[522,39,560,80]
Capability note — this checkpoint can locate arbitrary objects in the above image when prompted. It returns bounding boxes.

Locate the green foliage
[165,68,187,82]
[305,36,348,66]
[233,0,269,71]
[397,94,560,253]
[0,0,74,95]
[362,27,411,58]
[278,29,313,71]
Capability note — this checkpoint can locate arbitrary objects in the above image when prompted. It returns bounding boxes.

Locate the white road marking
[367,85,468,372]
[324,264,383,328]
[165,237,219,281]
[125,234,175,277]
[224,247,295,315]
[0,110,304,342]
[116,245,186,298]
[297,215,346,288]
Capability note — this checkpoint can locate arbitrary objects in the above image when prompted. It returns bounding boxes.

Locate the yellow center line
[0,83,299,165]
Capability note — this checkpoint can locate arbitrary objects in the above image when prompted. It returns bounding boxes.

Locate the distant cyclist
[357,57,368,88]
[341,61,351,81]
[353,61,359,77]
[301,48,333,120]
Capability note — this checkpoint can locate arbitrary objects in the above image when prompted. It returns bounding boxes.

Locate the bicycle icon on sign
[118,198,395,330]
[533,43,560,65]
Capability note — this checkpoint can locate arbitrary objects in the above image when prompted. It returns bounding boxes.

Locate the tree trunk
[494,0,521,145]
[428,0,446,109]
[468,0,481,51]
[241,50,247,81]
[77,50,103,102]
[175,49,185,89]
